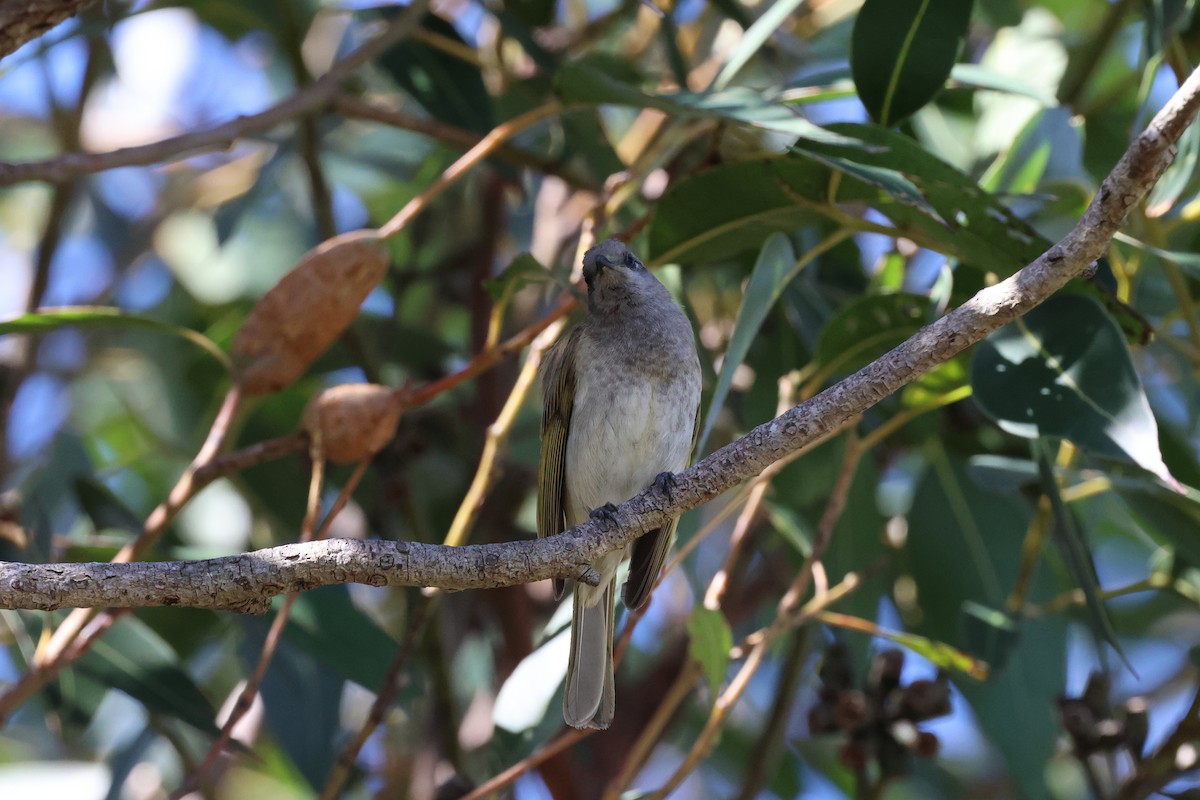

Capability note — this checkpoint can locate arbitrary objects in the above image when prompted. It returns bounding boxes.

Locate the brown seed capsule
[302,383,405,463]
[834,690,871,732]
[232,230,389,395]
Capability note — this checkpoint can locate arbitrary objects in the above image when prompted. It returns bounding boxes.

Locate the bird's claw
[653,471,679,502]
[590,503,620,526]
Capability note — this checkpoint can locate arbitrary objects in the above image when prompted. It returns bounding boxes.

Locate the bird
[538,238,701,730]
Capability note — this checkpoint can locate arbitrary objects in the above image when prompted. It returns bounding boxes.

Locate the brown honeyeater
[537,238,701,730]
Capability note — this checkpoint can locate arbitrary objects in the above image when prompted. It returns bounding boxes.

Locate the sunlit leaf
[687,606,732,700]
[851,0,974,126]
[0,307,233,372]
[971,294,1176,485]
[817,611,988,679]
[814,293,931,380]
[494,627,570,733]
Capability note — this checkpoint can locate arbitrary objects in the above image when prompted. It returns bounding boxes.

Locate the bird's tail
[564,577,616,730]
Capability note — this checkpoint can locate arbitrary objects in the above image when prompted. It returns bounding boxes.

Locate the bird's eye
[625,253,642,270]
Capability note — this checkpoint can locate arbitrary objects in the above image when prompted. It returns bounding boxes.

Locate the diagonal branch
[2,66,1200,614]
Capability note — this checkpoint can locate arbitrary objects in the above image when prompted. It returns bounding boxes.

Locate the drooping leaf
[76,615,218,735]
[687,606,732,700]
[817,611,989,679]
[0,307,232,373]
[971,294,1175,484]
[1032,438,1130,669]
[698,233,798,453]
[851,0,974,126]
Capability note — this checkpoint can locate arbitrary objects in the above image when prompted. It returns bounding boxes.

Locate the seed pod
[233,230,389,395]
[302,383,405,463]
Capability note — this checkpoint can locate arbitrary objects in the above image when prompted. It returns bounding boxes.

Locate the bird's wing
[623,400,701,610]
[537,327,580,600]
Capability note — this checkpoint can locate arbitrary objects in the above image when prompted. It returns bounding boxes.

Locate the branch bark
[3,66,1200,614]
[0,0,96,62]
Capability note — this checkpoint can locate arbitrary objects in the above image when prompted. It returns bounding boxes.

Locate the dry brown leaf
[232,230,389,395]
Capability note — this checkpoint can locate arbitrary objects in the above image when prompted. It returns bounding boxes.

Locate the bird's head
[582,239,664,314]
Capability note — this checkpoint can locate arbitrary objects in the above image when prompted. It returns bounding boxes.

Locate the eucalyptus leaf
[971,294,1175,485]
[0,307,232,372]
[76,615,218,735]
[698,233,797,453]
[851,0,974,126]
[687,606,732,701]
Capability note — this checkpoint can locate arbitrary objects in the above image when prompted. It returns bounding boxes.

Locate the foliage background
[1,0,1200,798]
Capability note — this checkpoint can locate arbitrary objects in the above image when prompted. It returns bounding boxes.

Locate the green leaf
[555,64,865,148]
[980,106,1085,194]
[765,502,813,556]
[0,307,233,373]
[282,587,400,689]
[713,0,808,90]
[851,0,974,126]
[900,356,970,407]
[1114,478,1200,567]
[821,612,989,679]
[1115,232,1200,281]
[814,293,932,380]
[376,11,494,134]
[687,606,732,700]
[1032,438,1129,669]
[73,476,142,537]
[949,62,1057,105]
[698,233,798,453]
[76,615,218,735]
[966,454,1039,493]
[971,294,1175,484]
[960,601,1019,670]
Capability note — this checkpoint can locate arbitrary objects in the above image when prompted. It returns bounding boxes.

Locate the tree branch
[0,0,431,186]
[0,0,96,62]
[2,66,1200,614]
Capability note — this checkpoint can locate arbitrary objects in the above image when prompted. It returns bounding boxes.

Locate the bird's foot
[589,503,620,527]
[653,471,679,502]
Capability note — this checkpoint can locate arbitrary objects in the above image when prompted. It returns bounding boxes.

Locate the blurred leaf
[713,0,807,90]
[0,307,233,373]
[1032,438,1129,668]
[814,293,931,380]
[900,356,970,407]
[687,606,732,700]
[1115,231,1200,280]
[76,615,218,735]
[971,294,1175,484]
[851,0,974,126]
[980,107,1085,194]
[555,63,865,147]
[699,233,798,453]
[766,502,813,556]
[818,611,989,679]
[966,454,1039,493]
[494,626,569,733]
[376,11,494,133]
[960,601,1020,670]
[1115,478,1200,567]
[949,62,1057,105]
[483,252,555,302]
[73,477,141,537]
[1147,108,1200,215]
[283,587,399,689]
